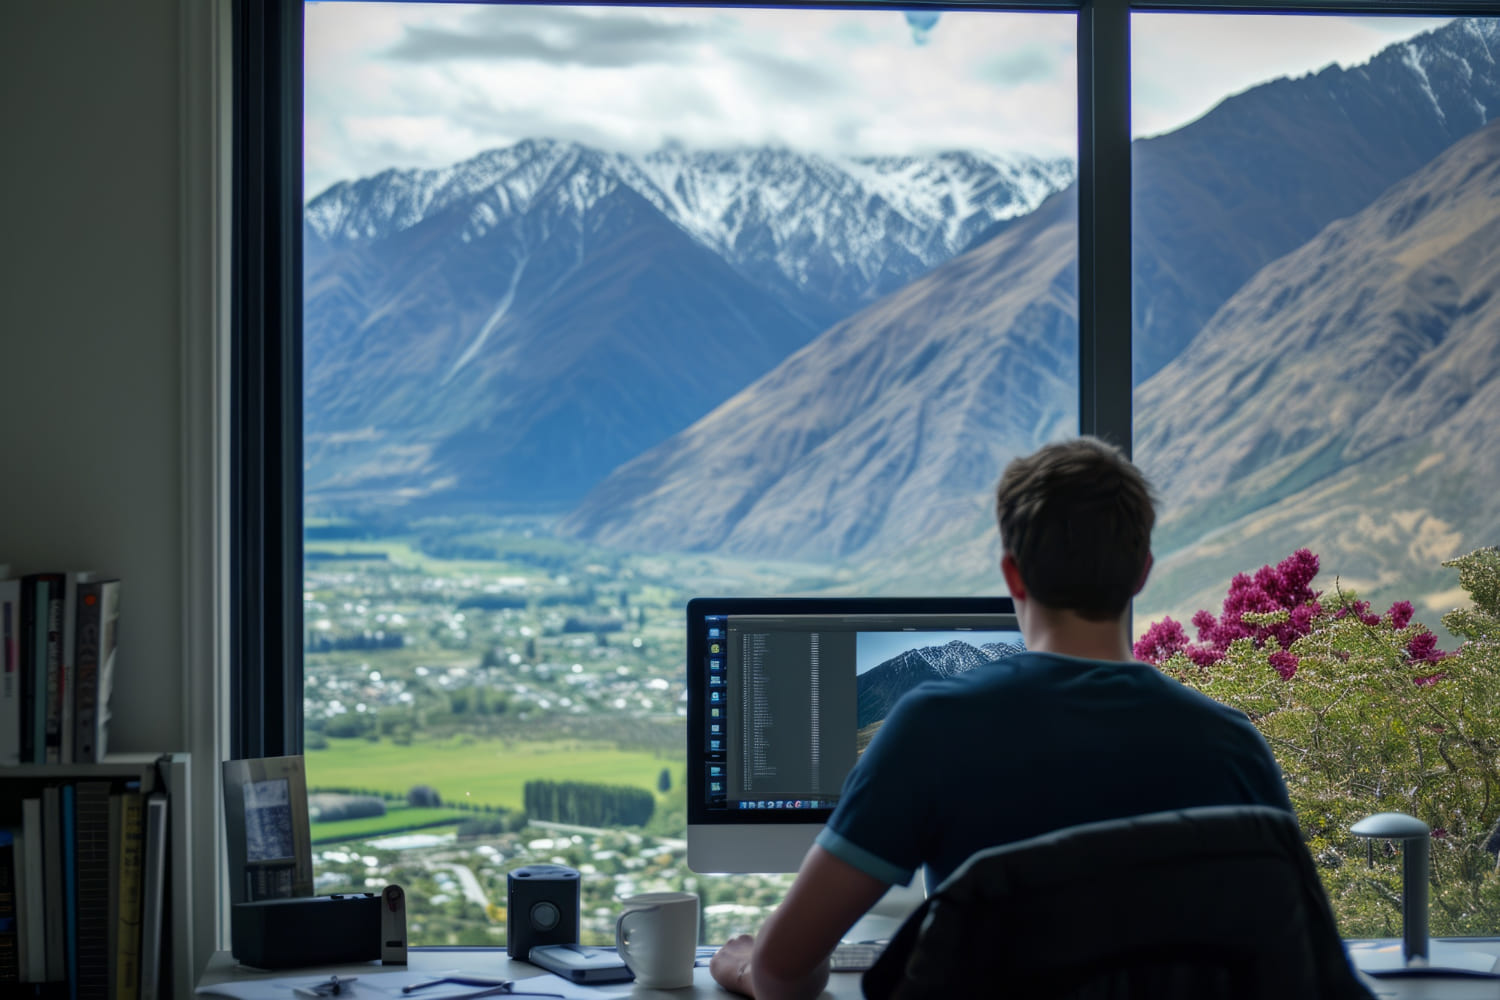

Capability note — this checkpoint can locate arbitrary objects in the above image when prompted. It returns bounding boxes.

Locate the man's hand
[708,846,889,999]
[710,934,757,996]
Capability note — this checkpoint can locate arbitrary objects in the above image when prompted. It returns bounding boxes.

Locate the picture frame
[222,755,314,904]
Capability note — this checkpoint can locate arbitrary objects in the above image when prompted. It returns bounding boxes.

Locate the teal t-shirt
[816,651,1296,887]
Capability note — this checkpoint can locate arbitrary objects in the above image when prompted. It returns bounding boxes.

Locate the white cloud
[305,3,1458,196]
[1131,13,1453,138]
[304,4,1076,195]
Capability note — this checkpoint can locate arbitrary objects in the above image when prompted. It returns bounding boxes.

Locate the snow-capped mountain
[615,147,1074,321]
[306,140,1074,323]
[856,639,1024,728]
[303,140,1073,510]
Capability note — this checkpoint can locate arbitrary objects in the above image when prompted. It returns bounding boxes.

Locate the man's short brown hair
[994,437,1157,621]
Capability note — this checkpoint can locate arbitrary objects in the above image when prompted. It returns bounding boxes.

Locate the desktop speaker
[507,863,581,960]
[231,893,380,969]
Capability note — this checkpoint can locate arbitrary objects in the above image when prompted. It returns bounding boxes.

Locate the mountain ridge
[856,639,1024,729]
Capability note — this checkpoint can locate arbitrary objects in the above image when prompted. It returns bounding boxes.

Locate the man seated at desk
[709,436,1297,1000]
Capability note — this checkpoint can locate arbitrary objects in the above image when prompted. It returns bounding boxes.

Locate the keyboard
[830,941,886,972]
[694,941,886,972]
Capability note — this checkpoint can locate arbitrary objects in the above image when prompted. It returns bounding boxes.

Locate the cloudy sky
[305,3,1452,198]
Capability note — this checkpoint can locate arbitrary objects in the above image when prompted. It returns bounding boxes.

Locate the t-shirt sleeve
[815,690,934,887]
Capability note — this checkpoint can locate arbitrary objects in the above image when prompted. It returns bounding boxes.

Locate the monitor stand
[845,869,927,943]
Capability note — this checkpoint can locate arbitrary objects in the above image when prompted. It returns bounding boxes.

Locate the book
[35,576,65,764]
[20,799,44,982]
[41,786,64,982]
[11,827,28,982]
[20,577,55,764]
[72,580,120,763]
[58,572,94,766]
[138,792,168,1000]
[106,791,122,995]
[62,785,77,992]
[0,577,19,766]
[74,781,110,1000]
[115,789,143,1000]
[0,830,17,983]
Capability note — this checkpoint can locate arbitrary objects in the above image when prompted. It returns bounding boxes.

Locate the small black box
[231,894,380,969]
[507,864,580,960]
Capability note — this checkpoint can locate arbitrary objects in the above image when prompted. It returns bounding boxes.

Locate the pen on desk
[401,976,511,993]
[293,975,359,998]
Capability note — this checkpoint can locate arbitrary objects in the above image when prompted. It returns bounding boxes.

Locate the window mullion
[1077,0,1133,456]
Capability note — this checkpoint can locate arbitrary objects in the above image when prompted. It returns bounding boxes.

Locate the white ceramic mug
[615,891,700,989]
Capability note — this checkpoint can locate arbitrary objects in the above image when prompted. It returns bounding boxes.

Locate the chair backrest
[862,805,1374,1000]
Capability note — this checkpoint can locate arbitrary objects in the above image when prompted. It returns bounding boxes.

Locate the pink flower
[1134,618,1190,665]
[1389,601,1415,630]
[1188,646,1223,669]
[1407,630,1447,665]
[1140,549,1326,680]
[1268,650,1299,679]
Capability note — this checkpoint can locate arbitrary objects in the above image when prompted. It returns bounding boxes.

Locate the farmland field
[309,805,469,843]
[306,736,685,812]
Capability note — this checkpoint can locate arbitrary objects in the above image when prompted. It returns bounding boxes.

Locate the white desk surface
[197,950,866,999]
[199,944,1500,1000]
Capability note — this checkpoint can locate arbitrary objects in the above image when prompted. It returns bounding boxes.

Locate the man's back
[818,651,1295,887]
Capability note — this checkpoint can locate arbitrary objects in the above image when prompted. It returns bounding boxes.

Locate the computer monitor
[686,596,1022,874]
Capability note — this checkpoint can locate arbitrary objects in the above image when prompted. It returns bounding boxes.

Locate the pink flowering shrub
[1140,547,1500,936]
[1135,547,1447,680]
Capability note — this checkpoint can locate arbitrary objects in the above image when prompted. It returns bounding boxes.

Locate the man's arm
[711,844,890,1000]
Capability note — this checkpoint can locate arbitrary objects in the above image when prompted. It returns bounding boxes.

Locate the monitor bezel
[685,595,1020,828]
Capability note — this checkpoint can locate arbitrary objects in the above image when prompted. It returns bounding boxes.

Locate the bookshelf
[0,752,192,999]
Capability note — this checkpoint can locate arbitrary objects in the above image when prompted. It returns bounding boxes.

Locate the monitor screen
[686,596,1021,874]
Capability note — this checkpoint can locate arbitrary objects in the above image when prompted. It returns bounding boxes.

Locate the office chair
[862,805,1374,1000]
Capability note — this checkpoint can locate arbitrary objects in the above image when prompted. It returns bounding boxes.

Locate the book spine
[11,827,27,982]
[136,794,167,1000]
[115,790,143,1000]
[77,581,119,764]
[0,578,19,766]
[62,785,76,998]
[20,580,43,764]
[106,792,121,995]
[59,575,85,767]
[41,786,64,982]
[74,781,110,1000]
[42,585,63,765]
[0,831,17,983]
[72,583,102,764]
[20,800,44,982]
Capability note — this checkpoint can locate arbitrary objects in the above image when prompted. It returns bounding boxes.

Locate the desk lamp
[1345,812,1498,976]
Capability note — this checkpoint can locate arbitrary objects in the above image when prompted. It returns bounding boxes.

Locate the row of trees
[523,779,656,828]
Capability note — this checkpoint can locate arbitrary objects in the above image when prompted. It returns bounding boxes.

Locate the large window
[300,2,1078,945]
[238,0,1500,953]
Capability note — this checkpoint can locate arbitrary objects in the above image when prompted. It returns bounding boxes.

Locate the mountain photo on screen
[854,631,1025,752]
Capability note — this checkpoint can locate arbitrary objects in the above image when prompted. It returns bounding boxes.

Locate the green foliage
[524,779,655,828]
[1157,547,1500,936]
[408,784,442,808]
[657,767,672,794]
[325,712,374,739]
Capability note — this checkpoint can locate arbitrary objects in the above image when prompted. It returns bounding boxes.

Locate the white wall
[0,0,227,989]
[0,0,186,750]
